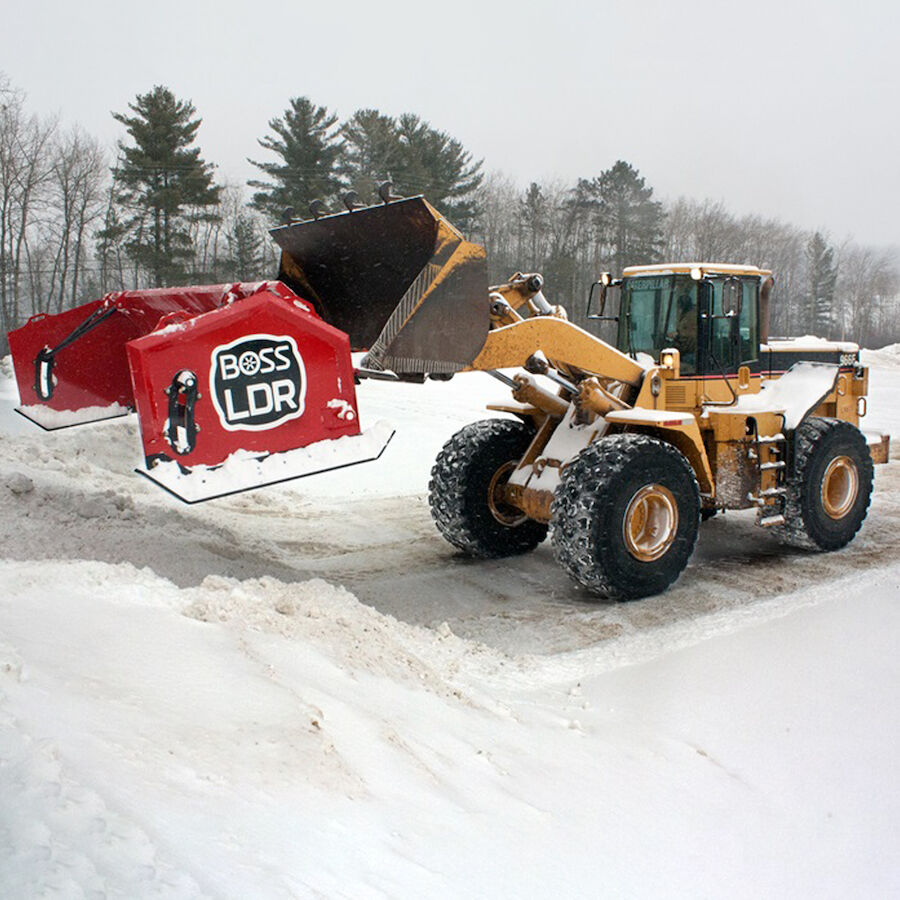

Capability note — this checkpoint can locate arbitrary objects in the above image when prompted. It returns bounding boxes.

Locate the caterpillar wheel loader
[425,262,888,598]
[8,191,890,599]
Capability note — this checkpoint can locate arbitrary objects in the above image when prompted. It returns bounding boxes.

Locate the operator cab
[590,263,772,378]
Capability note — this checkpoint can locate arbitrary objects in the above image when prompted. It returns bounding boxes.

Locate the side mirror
[587,274,620,321]
[722,276,742,318]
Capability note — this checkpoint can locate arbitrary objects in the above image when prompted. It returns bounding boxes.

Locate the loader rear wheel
[429,419,548,558]
[774,417,873,551]
[551,434,700,599]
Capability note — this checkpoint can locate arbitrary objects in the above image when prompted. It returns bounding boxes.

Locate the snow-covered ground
[1,353,898,898]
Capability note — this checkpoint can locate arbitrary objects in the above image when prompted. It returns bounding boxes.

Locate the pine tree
[582,161,664,275]
[248,97,343,221]
[112,86,220,287]
[392,114,483,228]
[338,109,403,204]
[806,231,838,337]
[519,182,546,264]
[223,210,266,281]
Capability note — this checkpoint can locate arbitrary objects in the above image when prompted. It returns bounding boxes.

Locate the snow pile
[17,402,132,430]
[179,571,516,706]
[0,560,522,896]
[862,342,900,370]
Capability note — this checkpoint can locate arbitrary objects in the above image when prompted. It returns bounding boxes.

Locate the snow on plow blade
[271,196,490,375]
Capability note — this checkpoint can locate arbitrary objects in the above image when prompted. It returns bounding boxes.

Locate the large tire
[428,419,548,558]
[551,434,700,599]
[774,417,873,551]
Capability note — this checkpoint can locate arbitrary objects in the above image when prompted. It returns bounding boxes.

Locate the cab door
[699,276,760,375]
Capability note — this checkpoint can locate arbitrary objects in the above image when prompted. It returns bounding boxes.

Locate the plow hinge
[165,370,199,455]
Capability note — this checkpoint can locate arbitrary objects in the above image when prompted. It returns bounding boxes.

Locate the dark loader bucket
[271,196,490,375]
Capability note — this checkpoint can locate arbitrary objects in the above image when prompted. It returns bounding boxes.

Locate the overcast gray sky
[5,0,899,247]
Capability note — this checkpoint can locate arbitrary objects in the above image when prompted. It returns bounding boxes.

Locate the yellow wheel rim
[623,484,679,562]
[488,461,527,526]
[821,455,859,519]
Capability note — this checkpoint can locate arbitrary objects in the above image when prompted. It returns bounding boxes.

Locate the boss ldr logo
[210,334,306,431]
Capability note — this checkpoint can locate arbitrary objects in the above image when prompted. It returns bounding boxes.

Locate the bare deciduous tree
[38,128,107,313]
[0,76,57,349]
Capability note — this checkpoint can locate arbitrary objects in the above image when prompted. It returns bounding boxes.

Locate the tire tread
[773,416,873,550]
[551,433,700,598]
[429,419,548,558]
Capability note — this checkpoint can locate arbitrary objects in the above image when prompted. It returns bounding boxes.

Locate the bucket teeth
[378,181,401,204]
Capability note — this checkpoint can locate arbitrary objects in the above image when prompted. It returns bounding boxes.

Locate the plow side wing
[8,283,275,428]
[9,299,135,426]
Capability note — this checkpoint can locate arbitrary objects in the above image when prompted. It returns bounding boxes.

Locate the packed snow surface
[1,354,898,897]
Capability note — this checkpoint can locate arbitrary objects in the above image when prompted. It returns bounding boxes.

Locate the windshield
[618,275,698,374]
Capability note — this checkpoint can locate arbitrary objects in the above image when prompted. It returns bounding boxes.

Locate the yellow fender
[603,408,716,498]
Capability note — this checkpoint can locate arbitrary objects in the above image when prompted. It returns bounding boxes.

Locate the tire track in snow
[261,463,900,655]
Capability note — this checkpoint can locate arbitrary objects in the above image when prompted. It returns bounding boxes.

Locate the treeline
[2,73,898,355]
[475,174,899,345]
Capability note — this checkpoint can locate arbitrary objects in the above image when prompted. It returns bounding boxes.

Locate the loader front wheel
[774,417,873,550]
[429,419,548,558]
[551,434,700,599]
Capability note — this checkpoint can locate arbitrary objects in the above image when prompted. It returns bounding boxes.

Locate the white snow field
[1,352,899,898]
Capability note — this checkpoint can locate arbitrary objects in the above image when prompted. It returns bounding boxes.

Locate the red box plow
[9,279,391,502]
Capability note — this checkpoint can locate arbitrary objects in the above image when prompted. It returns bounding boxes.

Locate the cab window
[706,280,733,371]
[618,275,698,375]
[740,278,759,365]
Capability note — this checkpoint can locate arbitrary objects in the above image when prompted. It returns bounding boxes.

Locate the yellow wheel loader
[10,192,890,599]
[422,261,888,598]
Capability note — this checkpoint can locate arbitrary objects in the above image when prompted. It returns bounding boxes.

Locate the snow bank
[862,342,900,370]
[1,558,898,898]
